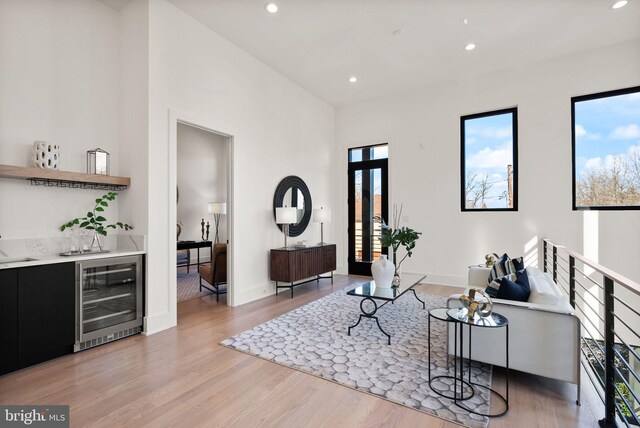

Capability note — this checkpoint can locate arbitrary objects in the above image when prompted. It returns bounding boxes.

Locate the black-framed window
[572,86,640,210]
[460,107,518,211]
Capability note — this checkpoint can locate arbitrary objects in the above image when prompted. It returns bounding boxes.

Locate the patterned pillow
[486,253,524,286]
[486,271,515,297]
[496,269,530,302]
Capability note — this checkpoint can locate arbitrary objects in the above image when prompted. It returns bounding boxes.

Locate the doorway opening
[175,122,231,307]
[348,144,388,275]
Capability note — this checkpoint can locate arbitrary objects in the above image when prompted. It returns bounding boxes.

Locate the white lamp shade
[313,207,331,223]
[208,202,227,215]
[276,207,297,224]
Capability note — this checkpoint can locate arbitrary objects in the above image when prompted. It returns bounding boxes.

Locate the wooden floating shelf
[0,165,130,190]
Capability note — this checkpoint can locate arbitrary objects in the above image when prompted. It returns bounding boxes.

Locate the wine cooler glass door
[79,258,140,340]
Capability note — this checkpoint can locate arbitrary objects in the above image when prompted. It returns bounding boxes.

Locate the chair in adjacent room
[177,249,190,273]
[199,243,227,301]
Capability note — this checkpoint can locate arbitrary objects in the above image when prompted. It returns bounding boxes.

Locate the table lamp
[208,202,227,243]
[275,207,297,248]
[313,207,331,245]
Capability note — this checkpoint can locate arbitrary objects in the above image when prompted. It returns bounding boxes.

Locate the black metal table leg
[409,288,426,309]
[347,297,391,345]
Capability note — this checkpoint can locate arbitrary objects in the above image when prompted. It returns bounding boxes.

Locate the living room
[0,0,639,426]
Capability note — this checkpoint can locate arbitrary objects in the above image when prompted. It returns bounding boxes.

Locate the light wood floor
[0,275,602,427]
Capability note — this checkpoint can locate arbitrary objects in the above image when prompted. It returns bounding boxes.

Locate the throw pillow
[496,269,531,302]
[485,271,516,298]
[486,253,525,285]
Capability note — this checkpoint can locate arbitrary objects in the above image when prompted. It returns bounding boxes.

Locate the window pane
[573,87,640,209]
[354,168,383,262]
[462,109,517,210]
[349,144,388,163]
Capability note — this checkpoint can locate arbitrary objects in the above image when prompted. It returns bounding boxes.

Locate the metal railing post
[552,245,558,283]
[569,256,576,308]
[599,277,616,427]
[543,240,548,273]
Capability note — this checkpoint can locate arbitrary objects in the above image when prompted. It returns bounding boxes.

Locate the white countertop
[0,234,146,270]
[0,249,145,270]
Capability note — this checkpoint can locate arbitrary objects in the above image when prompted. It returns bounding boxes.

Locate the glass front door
[348,145,388,275]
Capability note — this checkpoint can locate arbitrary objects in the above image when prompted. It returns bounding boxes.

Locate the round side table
[446,307,510,418]
[427,308,475,401]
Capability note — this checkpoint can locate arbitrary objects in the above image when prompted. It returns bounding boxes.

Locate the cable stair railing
[544,239,640,427]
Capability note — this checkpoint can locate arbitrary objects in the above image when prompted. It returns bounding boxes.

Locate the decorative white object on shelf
[87,148,110,175]
[33,141,60,170]
[371,254,394,288]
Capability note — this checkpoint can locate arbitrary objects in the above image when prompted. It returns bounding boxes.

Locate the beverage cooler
[75,255,143,352]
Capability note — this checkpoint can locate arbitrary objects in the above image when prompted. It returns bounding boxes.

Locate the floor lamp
[275,207,297,248]
[313,207,331,245]
[208,202,227,244]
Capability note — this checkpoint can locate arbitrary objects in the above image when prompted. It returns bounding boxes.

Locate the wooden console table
[270,244,336,298]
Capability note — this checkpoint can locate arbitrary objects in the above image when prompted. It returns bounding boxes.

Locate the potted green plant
[60,192,133,252]
[375,204,421,286]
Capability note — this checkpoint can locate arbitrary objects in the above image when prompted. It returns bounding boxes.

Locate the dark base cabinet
[0,269,18,367]
[270,244,336,298]
[0,263,75,375]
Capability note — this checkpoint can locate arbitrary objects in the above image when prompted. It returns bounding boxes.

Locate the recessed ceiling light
[463,18,469,24]
[348,76,358,83]
[611,0,628,9]
[265,3,278,13]
[464,43,476,51]
[392,29,404,36]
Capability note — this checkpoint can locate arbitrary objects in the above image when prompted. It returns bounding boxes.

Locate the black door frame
[348,157,388,276]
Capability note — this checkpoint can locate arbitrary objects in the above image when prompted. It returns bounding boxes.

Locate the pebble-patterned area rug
[221,289,492,428]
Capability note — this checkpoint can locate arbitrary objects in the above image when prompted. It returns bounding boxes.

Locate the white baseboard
[143,311,176,335]
[423,272,467,288]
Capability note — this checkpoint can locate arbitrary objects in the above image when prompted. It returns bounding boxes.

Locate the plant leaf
[95,207,104,212]
[80,221,90,228]
[96,216,107,222]
[100,201,108,206]
[87,212,93,218]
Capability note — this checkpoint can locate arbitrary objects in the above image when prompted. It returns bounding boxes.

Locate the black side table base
[428,375,475,401]
[455,382,509,417]
[347,297,391,345]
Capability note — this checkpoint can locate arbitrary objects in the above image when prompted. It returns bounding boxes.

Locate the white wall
[177,123,228,259]
[335,39,640,286]
[0,0,121,239]
[118,0,149,242]
[145,0,335,332]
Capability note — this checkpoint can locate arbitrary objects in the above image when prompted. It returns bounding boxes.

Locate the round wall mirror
[273,175,312,237]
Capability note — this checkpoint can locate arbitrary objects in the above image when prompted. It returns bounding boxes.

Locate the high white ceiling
[167,1,639,107]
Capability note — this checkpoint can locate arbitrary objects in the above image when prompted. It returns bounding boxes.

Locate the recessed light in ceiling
[611,0,628,9]
[392,29,404,36]
[348,76,358,83]
[464,43,476,51]
[265,3,278,13]
[463,18,469,24]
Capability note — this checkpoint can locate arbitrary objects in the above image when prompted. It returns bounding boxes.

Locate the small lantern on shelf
[87,148,110,175]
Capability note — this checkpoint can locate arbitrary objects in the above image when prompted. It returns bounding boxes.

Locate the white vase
[32,141,60,170]
[371,254,394,288]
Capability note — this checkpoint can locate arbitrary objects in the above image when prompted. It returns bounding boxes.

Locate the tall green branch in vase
[375,204,421,279]
[60,192,133,251]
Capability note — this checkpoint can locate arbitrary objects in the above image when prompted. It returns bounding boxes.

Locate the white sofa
[447,265,581,403]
